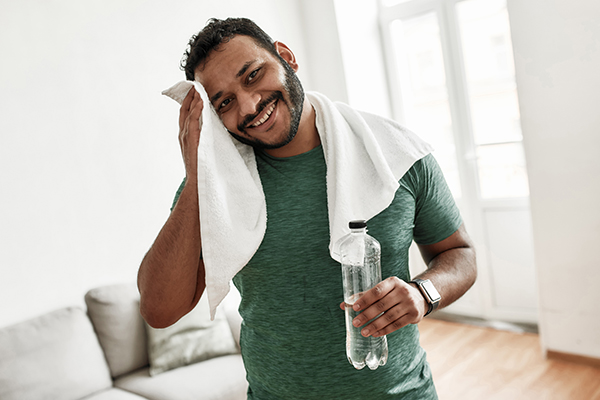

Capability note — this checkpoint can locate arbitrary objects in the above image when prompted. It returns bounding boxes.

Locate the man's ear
[274,41,299,72]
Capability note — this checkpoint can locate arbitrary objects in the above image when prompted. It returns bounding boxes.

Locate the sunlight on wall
[333,0,391,117]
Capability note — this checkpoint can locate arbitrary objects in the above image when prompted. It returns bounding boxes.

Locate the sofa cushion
[82,387,148,400]
[115,355,248,400]
[146,291,238,376]
[0,307,112,400]
[220,286,243,349]
[85,283,148,378]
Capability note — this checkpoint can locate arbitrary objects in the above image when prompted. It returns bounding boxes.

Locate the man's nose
[238,91,261,117]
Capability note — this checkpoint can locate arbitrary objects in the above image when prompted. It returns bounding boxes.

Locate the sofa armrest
[0,307,112,400]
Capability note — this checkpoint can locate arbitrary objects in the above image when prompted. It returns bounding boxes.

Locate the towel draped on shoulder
[162,81,432,319]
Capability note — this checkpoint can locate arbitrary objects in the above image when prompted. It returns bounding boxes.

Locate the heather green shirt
[173,148,461,399]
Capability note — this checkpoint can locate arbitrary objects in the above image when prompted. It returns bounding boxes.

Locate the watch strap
[410,278,440,316]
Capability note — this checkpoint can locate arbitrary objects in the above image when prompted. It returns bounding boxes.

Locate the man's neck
[264,97,320,158]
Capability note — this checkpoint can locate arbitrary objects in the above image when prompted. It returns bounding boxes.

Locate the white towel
[162,81,433,319]
[309,91,434,259]
[162,81,266,321]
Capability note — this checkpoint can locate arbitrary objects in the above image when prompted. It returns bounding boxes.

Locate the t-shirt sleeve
[407,154,462,245]
[170,177,187,212]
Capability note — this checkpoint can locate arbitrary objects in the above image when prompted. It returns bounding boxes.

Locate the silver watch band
[410,278,441,316]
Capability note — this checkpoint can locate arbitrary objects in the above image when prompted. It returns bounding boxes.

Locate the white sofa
[0,283,248,400]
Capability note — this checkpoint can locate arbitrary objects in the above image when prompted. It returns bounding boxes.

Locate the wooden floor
[419,318,600,400]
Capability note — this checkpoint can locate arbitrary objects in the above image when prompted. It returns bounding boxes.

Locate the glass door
[456,0,529,200]
[378,0,538,323]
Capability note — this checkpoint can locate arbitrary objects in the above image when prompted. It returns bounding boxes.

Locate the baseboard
[430,311,539,334]
[547,350,600,369]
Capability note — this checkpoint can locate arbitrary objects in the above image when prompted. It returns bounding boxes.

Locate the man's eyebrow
[210,91,223,106]
[236,60,257,78]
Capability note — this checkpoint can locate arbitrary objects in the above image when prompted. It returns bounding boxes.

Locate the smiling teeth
[252,102,276,127]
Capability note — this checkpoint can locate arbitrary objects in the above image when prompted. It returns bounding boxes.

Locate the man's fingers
[349,277,424,337]
[362,295,421,335]
[351,291,396,328]
[177,88,204,179]
[179,87,196,128]
[352,277,399,312]
[369,312,415,337]
[179,90,203,146]
[187,92,204,131]
[340,276,424,338]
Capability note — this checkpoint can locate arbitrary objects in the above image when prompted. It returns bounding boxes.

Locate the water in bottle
[336,220,388,370]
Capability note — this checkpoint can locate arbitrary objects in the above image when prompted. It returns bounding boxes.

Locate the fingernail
[353,303,361,311]
[353,318,361,327]
[362,328,370,337]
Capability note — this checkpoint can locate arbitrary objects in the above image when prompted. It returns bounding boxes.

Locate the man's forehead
[194,35,266,80]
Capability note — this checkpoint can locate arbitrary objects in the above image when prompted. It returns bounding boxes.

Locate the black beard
[227,57,305,150]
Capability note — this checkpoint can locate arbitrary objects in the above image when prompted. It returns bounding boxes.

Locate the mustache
[238,92,284,132]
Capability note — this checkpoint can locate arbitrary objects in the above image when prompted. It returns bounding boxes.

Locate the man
[138,17,476,399]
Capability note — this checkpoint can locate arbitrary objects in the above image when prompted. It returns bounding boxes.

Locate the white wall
[508,0,600,358]
[333,0,392,118]
[297,0,348,103]
[0,0,315,329]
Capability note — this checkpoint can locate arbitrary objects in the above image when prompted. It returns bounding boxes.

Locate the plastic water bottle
[336,220,388,370]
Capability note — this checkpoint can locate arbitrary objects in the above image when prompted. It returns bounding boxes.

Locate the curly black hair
[181,17,279,81]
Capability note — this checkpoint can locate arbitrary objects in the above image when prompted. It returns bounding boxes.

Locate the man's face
[195,35,304,149]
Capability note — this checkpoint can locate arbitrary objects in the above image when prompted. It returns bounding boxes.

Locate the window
[380,0,529,200]
[457,0,528,198]
[335,0,538,321]
[388,11,461,198]
[381,0,414,7]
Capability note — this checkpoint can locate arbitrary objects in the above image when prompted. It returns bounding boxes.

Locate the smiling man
[195,32,318,158]
[138,17,477,400]
[201,37,307,152]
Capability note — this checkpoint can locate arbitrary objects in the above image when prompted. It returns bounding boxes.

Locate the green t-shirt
[172,147,461,399]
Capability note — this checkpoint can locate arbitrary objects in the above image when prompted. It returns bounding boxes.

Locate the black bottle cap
[349,220,367,229]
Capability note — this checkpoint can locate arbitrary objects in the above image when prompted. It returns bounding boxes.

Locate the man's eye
[219,98,232,110]
[248,68,261,82]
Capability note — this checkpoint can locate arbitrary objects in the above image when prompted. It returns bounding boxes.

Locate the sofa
[0,283,248,400]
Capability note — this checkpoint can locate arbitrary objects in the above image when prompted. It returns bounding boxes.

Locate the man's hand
[338,224,476,338]
[340,277,427,337]
[179,87,203,182]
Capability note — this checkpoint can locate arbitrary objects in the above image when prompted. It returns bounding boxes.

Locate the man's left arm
[344,223,477,338]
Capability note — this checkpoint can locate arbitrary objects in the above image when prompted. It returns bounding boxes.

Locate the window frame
[377,0,529,207]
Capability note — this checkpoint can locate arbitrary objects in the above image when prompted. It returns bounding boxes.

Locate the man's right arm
[138,87,205,328]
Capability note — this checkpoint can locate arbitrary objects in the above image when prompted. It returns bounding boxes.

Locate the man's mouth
[249,100,277,128]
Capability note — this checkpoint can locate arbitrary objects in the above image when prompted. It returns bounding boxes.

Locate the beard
[227,57,305,149]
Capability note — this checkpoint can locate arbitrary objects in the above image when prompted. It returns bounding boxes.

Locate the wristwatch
[410,279,441,316]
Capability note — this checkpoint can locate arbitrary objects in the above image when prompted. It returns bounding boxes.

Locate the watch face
[422,280,441,302]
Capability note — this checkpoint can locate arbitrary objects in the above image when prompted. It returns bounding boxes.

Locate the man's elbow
[465,245,478,289]
[139,300,181,329]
